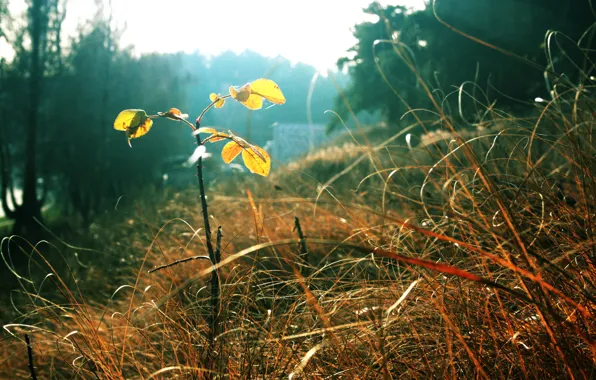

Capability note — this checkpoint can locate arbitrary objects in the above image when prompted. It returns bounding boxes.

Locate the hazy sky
[4,0,425,72]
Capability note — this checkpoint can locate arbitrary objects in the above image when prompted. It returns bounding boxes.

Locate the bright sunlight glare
[4,0,425,72]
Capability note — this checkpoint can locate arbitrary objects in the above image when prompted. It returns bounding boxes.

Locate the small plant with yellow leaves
[112,78,286,355]
[113,78,285,176]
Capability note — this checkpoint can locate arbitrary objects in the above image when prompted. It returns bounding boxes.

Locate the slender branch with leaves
[112,78,286,353]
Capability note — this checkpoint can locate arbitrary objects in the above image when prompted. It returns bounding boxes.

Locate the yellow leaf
[229,86,239,99]
[127,118,153,139]
[114,109,153,146]
[250,79,286,105]
[229,84,251,102]
[209,93,226,108]
[114,109,148,131]
[229,85,263,110]
[168,108,182,117]
[229,79,285,110]
[242,94,263,110]
[221,141,243,164]
[242,145,270,176]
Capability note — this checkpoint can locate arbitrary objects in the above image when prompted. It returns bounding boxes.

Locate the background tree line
[334,0,595,131]
[0,0,355,232]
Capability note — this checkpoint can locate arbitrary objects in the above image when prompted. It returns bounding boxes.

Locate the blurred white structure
[271,123,331,163]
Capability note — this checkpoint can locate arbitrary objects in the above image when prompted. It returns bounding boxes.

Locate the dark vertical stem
[194,121,220,352]
[294,217,309,275]
[210,227,222,343]
[214,228,222,322]
[215,226,222,267]
[25,334,37,380]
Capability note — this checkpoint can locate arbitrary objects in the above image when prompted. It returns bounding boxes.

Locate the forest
[1,0,595,378]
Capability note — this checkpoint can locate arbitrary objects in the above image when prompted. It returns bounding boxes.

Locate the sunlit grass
[1,81,595,377]
[2,12,596,377]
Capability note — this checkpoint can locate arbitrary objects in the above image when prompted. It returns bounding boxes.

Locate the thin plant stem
[149,100,227,355]
[197,95,232,124]
[194,118,220,352]
[213,226,223,366]
[215,226,222,267]
[294,217,310,275]
[25,334,37,380]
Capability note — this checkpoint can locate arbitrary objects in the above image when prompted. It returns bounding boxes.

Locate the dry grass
[1,85,595,379]
[2,17,596,375]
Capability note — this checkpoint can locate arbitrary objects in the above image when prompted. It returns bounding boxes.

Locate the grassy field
[1,91,595,378]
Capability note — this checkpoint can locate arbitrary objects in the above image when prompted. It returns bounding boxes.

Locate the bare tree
[0,0,65,233]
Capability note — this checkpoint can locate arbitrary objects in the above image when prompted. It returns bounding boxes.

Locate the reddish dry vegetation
[1,99,596,379]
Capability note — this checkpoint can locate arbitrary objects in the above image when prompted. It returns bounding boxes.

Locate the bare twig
[148,255,211,273]
[24,334,37,380]
[293,217,310,275]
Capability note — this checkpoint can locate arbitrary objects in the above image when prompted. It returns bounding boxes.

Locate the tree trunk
[15,0,47,233]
